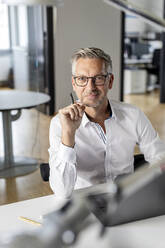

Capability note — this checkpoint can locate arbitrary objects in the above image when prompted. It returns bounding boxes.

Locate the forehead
[75,58,106,75]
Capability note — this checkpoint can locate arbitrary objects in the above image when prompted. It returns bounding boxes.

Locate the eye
[96,75,104,81]
[77,76,87,82]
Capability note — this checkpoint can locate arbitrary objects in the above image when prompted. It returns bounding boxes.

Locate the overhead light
[0,0,63,6]
[104,0,165,31]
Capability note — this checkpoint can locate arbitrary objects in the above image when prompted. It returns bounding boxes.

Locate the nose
[86,78,96,90]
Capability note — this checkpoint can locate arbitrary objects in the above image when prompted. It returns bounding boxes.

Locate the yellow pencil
[19,216,42,226]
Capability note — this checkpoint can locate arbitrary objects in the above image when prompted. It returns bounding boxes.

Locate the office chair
[124,43,132,58]
[147,48,161,86]
[40,154,148,182]
[40,163,50,181]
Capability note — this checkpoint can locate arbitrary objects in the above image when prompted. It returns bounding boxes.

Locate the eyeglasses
[73,74,111,87]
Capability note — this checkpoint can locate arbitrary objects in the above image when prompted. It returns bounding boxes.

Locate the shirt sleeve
[137,109,165,163]
[48,115,77,199]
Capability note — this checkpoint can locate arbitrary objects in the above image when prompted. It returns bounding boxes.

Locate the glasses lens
[95,75,108,85]
[95,75,107,85]
[75,76,87,86]
[74,74,109,86]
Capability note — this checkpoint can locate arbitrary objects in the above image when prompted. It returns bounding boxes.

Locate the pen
[70,92,74,104]
[70,92,85,106]
[19,216,42,226]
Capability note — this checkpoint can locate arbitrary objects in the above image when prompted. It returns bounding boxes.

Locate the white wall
[131,0,163,17]
[0,54,11,81]
[17,6,28,48]
[12,47,29,90]
[126,16,148,35]
[54,0,122,111]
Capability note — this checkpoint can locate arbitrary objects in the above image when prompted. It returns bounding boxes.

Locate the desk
[0,194,165,248]
[125,57,152,66]
[0,195,65,234]
[0,90,50,178]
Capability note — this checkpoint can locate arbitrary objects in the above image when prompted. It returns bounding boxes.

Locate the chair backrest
[152,49,161,68]
[133,154,148,170]
[40,163,50,181]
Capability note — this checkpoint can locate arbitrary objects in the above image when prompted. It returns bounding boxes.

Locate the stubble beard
[81,91,106,108]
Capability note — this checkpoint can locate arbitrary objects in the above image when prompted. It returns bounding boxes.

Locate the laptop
[86,162,165,227]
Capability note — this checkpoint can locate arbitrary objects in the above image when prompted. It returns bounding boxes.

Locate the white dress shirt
[48,100,165,198]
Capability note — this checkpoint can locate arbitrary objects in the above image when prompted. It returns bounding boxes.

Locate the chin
[83,101,101,108]
[81,95,104,108]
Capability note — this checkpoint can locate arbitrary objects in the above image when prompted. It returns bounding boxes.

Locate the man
[48,47,165,198]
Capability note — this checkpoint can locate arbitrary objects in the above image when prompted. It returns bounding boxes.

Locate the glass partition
[0,2,58,114]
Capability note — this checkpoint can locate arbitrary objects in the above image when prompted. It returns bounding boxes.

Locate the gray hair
[71,47,113,74]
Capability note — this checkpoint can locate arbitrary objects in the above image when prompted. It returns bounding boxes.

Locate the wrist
[61,130,75,148]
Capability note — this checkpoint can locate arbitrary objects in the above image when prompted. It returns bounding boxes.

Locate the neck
[85,99,110,122]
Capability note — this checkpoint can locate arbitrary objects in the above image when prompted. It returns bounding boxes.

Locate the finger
[69,106,82,121]
[59,107,71,116]
[71,104,80,120]
[60,104,84,120]
[68,107,76,120]
[76,103,85,117]
[76,102,86,110]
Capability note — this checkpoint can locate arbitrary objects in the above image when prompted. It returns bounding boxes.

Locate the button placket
[104,119,113,180]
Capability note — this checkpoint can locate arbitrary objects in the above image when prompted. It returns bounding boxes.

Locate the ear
[108,74,114,89]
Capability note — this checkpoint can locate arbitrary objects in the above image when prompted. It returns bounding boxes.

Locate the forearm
[48,112,82,198]
[61,130,75,148]
[140,133,165,163]
[48,143,77,198]
[49,161,77,199]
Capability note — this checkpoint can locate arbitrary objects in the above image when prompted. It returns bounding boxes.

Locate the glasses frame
[73,73,111,87]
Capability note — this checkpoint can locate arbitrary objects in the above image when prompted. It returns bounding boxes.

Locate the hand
[59,103,85,147]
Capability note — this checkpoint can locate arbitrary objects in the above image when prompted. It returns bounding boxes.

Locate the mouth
[86,93,99,100]
[86,91,99,97]
[80,92,100,107]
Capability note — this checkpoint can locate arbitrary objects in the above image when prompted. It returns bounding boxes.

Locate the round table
[0,90,50,178]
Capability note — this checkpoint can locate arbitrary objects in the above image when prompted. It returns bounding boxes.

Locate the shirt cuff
[58,143,76,164]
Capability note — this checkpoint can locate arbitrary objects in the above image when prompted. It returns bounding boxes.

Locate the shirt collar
[82,112,90,127]
[109,100,117,120]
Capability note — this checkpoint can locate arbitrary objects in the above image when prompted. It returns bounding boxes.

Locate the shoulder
[50,113,60,123]
[110,99,141,113]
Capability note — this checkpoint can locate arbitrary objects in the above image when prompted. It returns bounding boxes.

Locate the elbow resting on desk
[49,162,76,199]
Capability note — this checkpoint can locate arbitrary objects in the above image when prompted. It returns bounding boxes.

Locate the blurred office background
[123,0,165,149]
[0,0,165,205]
[0,4,55,115]
[124,0,164,97]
